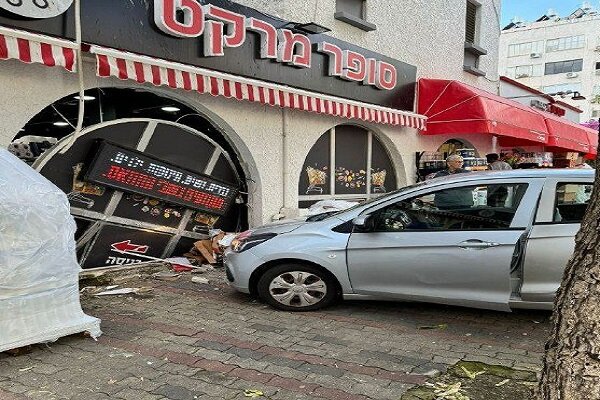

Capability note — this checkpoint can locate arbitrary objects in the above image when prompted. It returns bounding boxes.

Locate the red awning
[538,111,598,155]
[418,79,548,144]
[89,45,427,129]
[587,130,599,156]
[0,25,77,72]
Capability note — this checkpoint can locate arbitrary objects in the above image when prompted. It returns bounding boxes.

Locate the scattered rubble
[402,361,538,400]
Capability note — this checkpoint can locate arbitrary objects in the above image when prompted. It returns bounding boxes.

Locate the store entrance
[416,139,487,181]
[8,88,248,268]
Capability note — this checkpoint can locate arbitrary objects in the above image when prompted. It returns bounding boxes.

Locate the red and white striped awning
[0,26,77,72]
[90,46,426,129]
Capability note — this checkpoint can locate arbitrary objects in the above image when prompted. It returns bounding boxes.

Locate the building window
[336,0,364,19]
[334,0,376,31]
[595,61,600,70]
[542,82,582,94]
[298,125,396,208]
[508,40,544,57]
[465,1,477,44]
[544,59,583,75]
[506,64,543,78]
[463,0,486,76]
[546,35,585,52]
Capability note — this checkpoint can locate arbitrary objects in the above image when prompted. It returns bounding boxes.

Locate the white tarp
[0,149,101,352]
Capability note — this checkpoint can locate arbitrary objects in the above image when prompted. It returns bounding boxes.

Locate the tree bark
[538,171,600,399]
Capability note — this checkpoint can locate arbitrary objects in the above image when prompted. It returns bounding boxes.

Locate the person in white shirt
[486,153,512,170]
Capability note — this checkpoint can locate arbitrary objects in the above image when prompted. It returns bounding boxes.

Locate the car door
[346,178,544,311]
[520,177,593,303]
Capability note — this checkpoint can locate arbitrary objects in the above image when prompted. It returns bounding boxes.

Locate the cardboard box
[193,240,216,264]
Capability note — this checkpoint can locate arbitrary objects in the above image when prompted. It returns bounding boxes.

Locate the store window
[417,139,485,181]
[544,59,583,75]
[508,40,544,57]
[372,183,529,231]
[554,182,592,223]
[546,35,585,52]
[298,125,396,208]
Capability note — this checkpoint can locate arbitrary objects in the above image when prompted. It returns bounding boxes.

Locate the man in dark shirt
[433,154,470,178]
[433,154,472,209]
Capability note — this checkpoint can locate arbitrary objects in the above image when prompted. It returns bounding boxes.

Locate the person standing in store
[433,154,472,209]
[486,153,512,170]
[433,154,470,178]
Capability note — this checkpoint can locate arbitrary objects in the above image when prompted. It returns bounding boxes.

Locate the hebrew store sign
[0,0,417,110]
[154,0,397,91]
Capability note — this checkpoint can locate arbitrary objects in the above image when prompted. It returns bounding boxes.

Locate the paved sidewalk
[0,267,551,399]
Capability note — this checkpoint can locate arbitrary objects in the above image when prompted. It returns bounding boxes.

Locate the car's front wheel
[257,263,337,311]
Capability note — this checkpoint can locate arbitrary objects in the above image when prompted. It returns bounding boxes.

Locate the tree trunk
[538,170,600,399]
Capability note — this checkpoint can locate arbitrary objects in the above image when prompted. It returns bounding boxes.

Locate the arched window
[298,125,396,208]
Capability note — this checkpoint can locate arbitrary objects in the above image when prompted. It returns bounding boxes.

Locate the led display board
[84,141,237,216]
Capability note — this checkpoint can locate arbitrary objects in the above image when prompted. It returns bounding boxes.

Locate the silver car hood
[249,218,307,235]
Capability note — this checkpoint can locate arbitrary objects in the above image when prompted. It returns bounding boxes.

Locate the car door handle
[457,239,500,249]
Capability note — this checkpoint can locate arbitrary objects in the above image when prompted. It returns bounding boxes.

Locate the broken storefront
[0,0,425,268]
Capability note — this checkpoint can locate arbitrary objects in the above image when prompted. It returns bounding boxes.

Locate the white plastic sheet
[0,149,101,352]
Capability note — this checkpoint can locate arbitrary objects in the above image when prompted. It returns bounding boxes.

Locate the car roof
[426,169,595,185]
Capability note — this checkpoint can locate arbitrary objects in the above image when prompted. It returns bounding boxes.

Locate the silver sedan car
[225,169,593,311]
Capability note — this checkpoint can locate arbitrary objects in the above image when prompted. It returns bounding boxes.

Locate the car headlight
[231,232,277,253]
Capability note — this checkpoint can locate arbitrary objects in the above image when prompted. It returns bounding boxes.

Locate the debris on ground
[460,365,486,379]
[94,287,152,296]
[243,389,264,398]
[152,272,181,281]
[401,361,538,400]
[425,381,470,400]
[191,265,215,274]
[191,276,210,284]
[418,324,448,330]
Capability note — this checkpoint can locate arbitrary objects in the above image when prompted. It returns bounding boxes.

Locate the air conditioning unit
[530,52,542,58]
[595,69,600,75]
[594,45,600,52]
[566,72,579,78]
[515,73,530,79]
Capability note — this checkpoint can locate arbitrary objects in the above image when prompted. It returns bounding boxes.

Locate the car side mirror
[352,215,374,231]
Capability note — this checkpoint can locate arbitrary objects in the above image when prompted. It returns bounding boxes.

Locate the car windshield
[306,181,429,221]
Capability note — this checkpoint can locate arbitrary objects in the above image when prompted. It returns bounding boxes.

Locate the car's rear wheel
[257,263,337,311]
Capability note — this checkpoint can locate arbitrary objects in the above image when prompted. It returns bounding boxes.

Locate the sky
[501,0,598,26]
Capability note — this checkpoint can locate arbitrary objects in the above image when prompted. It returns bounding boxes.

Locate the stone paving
[0,267,552,399]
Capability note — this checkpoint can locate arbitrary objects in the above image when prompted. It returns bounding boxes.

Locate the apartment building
[499,4,600,123]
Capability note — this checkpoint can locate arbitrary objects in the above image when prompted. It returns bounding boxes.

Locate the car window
[372,183,529,231]
[553,182,592,223]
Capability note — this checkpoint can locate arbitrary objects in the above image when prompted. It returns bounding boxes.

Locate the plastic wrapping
[0,149,101,352]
